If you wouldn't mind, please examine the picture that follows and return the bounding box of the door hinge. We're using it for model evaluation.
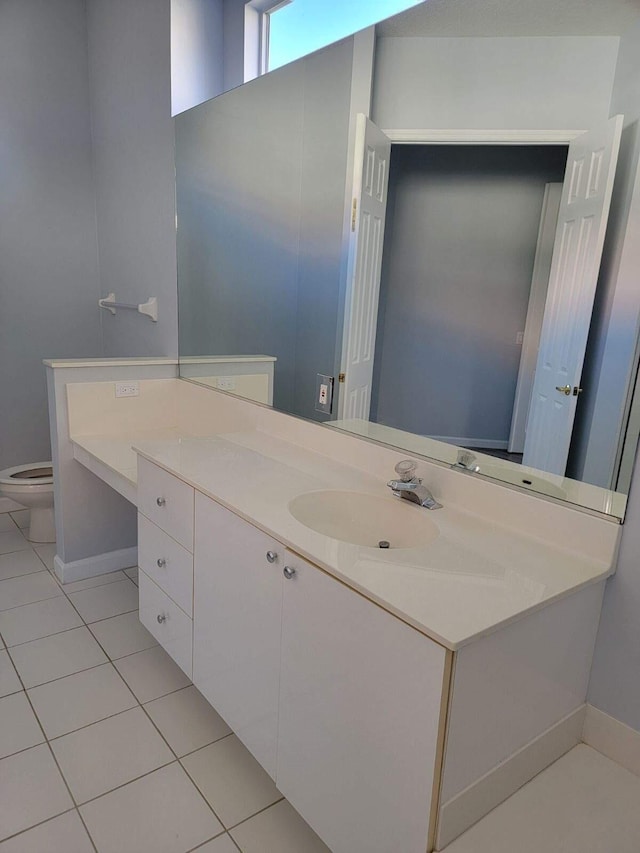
[351,198,357,232]
[338,373,346,383]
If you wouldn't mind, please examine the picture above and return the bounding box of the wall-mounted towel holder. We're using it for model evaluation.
[98,293,158,322]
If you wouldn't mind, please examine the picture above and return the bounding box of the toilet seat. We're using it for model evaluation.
[0,462,54,486]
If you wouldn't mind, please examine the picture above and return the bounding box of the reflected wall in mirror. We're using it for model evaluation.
[176,0,640,519]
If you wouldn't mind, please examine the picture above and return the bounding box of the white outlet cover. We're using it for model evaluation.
[115,381,140,398]
[217,376,236,391]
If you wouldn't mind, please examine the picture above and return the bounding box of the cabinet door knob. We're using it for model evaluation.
[283,566,296,580]
[157,558,166,568]
[156,496,166,507]
[266,551,278,564]
[157,613,167,624]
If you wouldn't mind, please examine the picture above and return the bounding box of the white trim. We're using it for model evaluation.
[72,444,137,507]
[436,705,585,849]
[53,546,138,585]
[582,704,640,779]
[427,436,509,451]
[383,129,584,145]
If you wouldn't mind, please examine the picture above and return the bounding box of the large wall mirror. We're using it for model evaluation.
[175,0,640,520]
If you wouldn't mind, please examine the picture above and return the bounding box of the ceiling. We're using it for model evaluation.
[377,0,640,38]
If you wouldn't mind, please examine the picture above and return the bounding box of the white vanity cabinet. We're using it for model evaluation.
[277,550,448,853]
[192,493,283,778]
[191,491,448,853]
[137,458,194,678]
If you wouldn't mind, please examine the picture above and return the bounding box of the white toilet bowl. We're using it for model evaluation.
[0,462,55,543]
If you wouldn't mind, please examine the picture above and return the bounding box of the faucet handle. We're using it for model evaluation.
[394,459,418,482]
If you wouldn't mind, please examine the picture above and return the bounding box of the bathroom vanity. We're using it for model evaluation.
[49,371,620,852]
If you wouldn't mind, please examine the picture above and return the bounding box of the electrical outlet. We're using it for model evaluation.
[115,381,139,398]
[217,376,236,391]
[315,374,334,414]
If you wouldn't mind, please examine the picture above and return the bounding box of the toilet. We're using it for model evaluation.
[0,462,55,543]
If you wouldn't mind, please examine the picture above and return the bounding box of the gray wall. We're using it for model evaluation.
[371,145,567,444]
[371,36,619,131]
[0,0,103,470]
[587,23,640,734]
[87,0,178,358]
[175,37,354,418]
[171,0,224,114]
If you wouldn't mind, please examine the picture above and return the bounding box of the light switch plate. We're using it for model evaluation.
[315,374,334,414]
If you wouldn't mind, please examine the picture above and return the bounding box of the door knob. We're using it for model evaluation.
[283,566,296,580]
[157,558,166,568]
[555,385,572,396]
[266,551,278,563]
[156,496,166,507]
[157,613,167,624]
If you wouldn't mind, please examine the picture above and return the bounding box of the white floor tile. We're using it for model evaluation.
[88,610,157,660]
[230,800,330,853]
[0,550,49,582]
[182,735,281,828]
[442,745,640,853]
[8,511,29,531]
[0,810,94,853]
[0,597,83,647]
[60,569,127,594]
[144,686,231,757]
[0,692,44,759]
[10,626,107,688]
[0,515,16,533]
[114,645,191,703]
[28,663,137,739]
[68,577,138,622]
[125,566,139,585]
[0,650,21,697]
[0,572,62,611]
[33,544,56,571]
[193,835,239,853]
[0,530,29,556]
[0,744,73,841]
[80,762,223,853]
[51,706,174,803]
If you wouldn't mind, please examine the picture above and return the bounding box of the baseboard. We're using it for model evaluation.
[436,705,585,850]
[583,704,640,778]
[53,546,138,584]
[426,436,509,450]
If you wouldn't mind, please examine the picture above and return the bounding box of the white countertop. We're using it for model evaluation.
[130,430,614,651]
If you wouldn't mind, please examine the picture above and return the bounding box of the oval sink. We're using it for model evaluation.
[288,490,439,549]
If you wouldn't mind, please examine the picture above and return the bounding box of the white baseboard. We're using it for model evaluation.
[436,705,585,850]
[53,546,138,584]
[583,704,640,778]
[426,436,509,450]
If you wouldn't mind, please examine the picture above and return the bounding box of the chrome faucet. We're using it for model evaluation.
[387,460,442,510]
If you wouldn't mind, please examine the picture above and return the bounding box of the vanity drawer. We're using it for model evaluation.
[139,570,193,678]
[138,513,193,617]
[138,457,194,551]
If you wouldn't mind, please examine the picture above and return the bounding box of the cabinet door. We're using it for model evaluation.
[277,551,447,853]
[193,493,283,778]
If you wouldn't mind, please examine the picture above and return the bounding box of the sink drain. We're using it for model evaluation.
[378,540,390,549]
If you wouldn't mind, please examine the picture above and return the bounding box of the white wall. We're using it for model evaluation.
[171,0,224,114]
[371,36,619,131]
[0,0,103,470]
[87,0,178,359]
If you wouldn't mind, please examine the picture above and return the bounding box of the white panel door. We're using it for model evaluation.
[276,550,447,853]
[522,115,623,474]
[192,493,283,778]
[338,114,391,420]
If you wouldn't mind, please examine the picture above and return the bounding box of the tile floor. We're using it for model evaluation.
[0,509,329,853]
[2,505,639,853]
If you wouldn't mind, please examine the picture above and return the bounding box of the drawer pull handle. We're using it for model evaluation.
[156,496,166,507]
[157,558,166,568]
[283,566,296,580]
[266,551,278,564]
[157,613,167,624]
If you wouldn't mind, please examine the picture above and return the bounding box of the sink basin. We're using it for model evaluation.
[288,490,439,549]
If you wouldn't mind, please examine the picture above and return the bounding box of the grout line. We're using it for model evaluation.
[225,797,286,833]
[186,830,241,853]
[0,807,78,847]
[72,757,177,809]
